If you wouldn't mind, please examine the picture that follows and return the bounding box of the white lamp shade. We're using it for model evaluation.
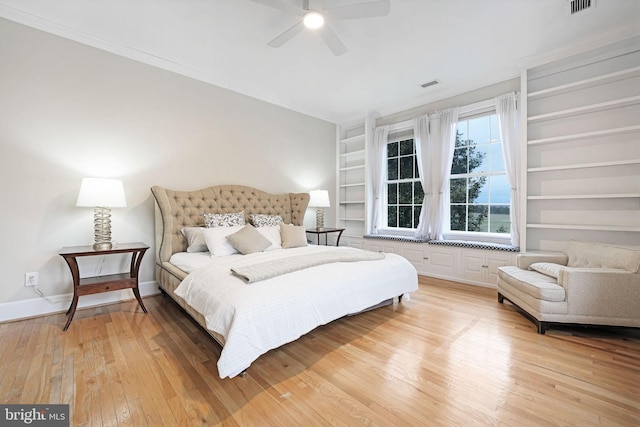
[76,178,127,207]
[308,190,330,208]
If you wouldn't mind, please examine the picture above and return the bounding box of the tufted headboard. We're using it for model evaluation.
[151,185,310,264]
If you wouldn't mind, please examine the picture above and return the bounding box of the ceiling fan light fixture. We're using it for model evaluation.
[303,11,325,29]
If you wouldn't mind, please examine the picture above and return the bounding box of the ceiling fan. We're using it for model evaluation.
[250,0,391,56]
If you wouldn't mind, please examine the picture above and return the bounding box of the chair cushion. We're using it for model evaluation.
[498,266,566,302]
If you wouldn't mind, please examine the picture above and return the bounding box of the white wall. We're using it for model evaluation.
[0,18,336,313]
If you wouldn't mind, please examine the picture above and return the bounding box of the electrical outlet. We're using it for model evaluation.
[25,272,38,287]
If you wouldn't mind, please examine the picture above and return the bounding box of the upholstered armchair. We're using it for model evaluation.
[497,240,640,334]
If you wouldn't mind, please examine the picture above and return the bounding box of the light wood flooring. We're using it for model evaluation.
[1,276,639,426]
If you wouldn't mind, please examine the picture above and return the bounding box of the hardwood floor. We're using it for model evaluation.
[1,275,639,426]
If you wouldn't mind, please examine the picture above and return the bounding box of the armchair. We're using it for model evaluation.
[497,240,640,333]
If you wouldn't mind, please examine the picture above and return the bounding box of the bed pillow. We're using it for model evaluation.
[249,213,284,227]
[256,225,282,251]
[202,211,245,228]
[180,227,208,253]
[226,224,272,255]
[202,225,244,256]
[280,224,308,249]
[529,262,563,279]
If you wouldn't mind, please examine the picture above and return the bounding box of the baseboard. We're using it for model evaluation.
[0,281,161,323]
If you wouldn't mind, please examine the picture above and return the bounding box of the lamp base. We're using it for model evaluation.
[93,242,113,251]
[315,208,325,228]
[93,207,113,251]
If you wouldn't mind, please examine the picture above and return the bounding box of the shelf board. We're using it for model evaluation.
[339,134,365,144]
[339,165,365,172]
[528,96,640,123]
[528,159,640,173]
[340,217,366,222]
[528,66,640,100]
[340,182,365,188]
[528,193,640,200]
[340,149,365,158]
[527,223,640,232]
[339,200,365,204]
[528,125,640,146]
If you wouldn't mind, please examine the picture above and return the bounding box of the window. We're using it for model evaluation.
[449,113,510,234]
[385,138,424,229]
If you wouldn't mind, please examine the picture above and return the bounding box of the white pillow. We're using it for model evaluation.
[256,225,282,251]
[202,225,244,257]
[529,262,562,279]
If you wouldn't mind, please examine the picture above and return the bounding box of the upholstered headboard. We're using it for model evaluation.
[151,185,310,264]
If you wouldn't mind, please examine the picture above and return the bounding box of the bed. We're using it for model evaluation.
[151,184,418,378]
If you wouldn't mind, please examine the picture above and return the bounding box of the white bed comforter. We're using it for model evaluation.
[173,245,418,378]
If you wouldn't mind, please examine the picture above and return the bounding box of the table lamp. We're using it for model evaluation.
[308,190,330,228]
[76,178,127,250]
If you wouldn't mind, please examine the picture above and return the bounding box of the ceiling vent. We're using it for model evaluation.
[420,80,440,89]
[567,0,595,15]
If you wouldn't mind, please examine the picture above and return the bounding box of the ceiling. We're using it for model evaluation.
[1,0,638,123]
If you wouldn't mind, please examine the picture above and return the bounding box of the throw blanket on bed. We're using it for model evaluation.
[231,249,385,283]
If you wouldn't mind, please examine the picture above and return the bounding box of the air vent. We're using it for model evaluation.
[567,0,595,15]
[420,80,440,89]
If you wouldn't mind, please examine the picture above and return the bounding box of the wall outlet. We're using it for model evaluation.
[25,272,38,287]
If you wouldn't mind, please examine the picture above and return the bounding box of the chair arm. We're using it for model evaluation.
[516,252,568,270]
[558,268,640,318]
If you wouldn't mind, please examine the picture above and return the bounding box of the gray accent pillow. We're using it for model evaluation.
[226,224,272,255]
[280,224,308,249]
[180,227,208,252]
[202,211,246,228]
[250,213,284,227]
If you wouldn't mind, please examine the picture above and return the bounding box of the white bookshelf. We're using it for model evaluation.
[336,119,371,246]
[523,40,640,251]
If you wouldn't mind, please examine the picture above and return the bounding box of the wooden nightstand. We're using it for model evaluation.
[59,242,149,331]
[306,227,345,246]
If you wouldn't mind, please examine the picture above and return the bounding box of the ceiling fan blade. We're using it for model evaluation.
[250,0,305,16]
[318,25,347,56]
[324,0,390,21]
[267,20,305,47]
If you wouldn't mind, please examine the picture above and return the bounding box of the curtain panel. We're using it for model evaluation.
[368,125,389,235]
[414,115,431,239]
[495,92,521,247]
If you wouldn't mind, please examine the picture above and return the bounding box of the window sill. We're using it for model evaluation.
[428,239,519,252]
[363,234,429,243]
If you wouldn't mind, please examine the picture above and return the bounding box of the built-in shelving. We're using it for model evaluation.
[339,165,365,172]
[527,159,640,173]
[523,40,640,251]
[528,125,640,146]
[340,149,365,158]
[337,118,372,247]
[527,224,640,232]
[528,95,640,123]
[528,66,640,99]
[527,193,640,200]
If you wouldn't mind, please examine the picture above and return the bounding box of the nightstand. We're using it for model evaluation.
[59,242,149,331]
[306,227,345,246]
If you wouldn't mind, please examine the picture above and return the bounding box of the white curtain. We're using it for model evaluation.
[429,108,459,240]
[414,115,431,239]
[369,125,389,234]
[495,92,521,247]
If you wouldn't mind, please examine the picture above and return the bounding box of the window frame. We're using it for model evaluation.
[373,102,512,244]
[379,132,423,236]
[443,109,511,244]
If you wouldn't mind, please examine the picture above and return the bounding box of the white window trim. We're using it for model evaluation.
[375,98,511,241]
